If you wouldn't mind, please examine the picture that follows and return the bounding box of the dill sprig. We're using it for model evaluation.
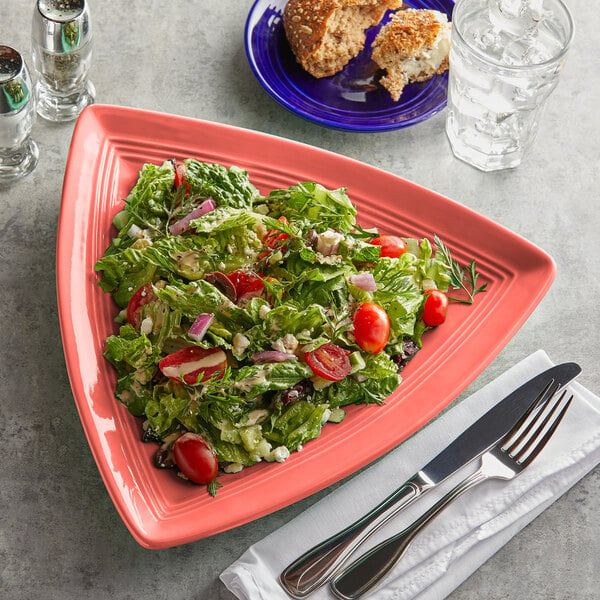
[261,275,286,307]
[173,368,245,423]
[262,215,295,236]
[323,308,352,344]
[121,199,163,235]
[351,224,380,239]
[256,216,296,271]
[122,179,209,238]
[433,234,487,304]
[207,477,223,497]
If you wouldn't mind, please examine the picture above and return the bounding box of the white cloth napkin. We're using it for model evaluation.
[220,350,600,600]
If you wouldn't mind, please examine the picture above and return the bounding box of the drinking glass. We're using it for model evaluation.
[0,46,39,183]
[31,0,95,122]
[445,0,574,172]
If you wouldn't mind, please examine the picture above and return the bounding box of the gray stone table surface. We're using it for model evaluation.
[1,1,598,598]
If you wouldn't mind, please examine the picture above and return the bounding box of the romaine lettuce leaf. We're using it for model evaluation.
[265,400,330,450]
[94,247,158,306]
[183,160,260,210]
[155,280,253,331]
[104,325,160,371]
[258,182,357,233]
[230,361,314,398]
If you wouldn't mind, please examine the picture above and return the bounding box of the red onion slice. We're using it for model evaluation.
[251,351,297,364]
[188,313,214,342]
[169,197,216,235]
[349,272,377,292]
[315,231,342,256]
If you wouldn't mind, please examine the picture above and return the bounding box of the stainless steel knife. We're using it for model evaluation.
[279,362,581,598]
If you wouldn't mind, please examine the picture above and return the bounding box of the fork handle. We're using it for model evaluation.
[330,468,489,600]
[279,471,435,598]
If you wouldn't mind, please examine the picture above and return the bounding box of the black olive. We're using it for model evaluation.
[204,271,237,302]
[142,427,162,444]
[280,380,314,405]
[393,339,419,372]
[154,447,176,469]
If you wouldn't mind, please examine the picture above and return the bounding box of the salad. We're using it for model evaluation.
[95,158,485,495]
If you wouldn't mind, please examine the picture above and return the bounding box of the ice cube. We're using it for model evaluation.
[501,18,563,66]
[502,38,533,65]
[535,17,568,57]
[498,0,527,19]
[488,0,542,36]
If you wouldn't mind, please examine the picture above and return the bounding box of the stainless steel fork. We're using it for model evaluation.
[330,386,574,600]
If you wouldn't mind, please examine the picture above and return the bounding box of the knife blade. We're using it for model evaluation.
[280,362,581,599]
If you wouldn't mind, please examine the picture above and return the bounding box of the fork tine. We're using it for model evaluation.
[506,387,566,462]
[501,379,558,451]
[503,380,559,453]
[517,392,573,467]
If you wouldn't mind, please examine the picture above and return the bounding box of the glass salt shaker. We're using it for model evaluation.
[0,46,39,183]
[31,0,95,122]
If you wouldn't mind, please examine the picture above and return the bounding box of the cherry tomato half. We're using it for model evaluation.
[159,346,227,385]
[370,235,407,258]
[305,343,351,381]
[353,302,390,354]
[126,283,156,330]
[173,432,218,484]
[422,290,448,326]
[227,270,265,301]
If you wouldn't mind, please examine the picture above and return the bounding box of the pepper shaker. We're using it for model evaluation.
[31,0,95,122]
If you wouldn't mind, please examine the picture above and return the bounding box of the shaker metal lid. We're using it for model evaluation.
[32,0,92,54]
[0,46,31,114]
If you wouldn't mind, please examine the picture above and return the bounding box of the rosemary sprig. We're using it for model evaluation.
[433,234,487,304]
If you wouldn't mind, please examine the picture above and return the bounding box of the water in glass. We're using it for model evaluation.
[446,0,573,171]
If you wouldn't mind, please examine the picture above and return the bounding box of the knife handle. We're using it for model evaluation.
[330,468,489,599]
[279,471,435,598]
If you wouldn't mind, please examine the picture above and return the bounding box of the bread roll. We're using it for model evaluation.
[283,0,404,79]
[371,8,451,101]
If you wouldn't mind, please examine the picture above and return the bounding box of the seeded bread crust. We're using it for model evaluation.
[371,8,451,101]
[283,0,404,79]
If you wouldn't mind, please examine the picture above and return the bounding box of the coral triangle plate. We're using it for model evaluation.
[57,104,555,548]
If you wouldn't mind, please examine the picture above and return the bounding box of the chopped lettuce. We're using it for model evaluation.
[94,159,480,494]
[255,182,357,233]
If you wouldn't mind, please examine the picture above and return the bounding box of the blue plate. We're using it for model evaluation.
[244,0,454,132]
